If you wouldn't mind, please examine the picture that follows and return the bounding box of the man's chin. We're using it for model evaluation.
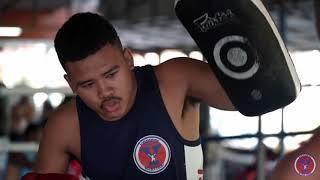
[100,112,124,122]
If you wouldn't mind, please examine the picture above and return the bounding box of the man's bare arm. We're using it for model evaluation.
[157,57,235,111]
[35,103,75,173]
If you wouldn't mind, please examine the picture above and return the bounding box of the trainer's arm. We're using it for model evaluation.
[160,57,235,111]
[269,130,320,180]
[35,107,72,173]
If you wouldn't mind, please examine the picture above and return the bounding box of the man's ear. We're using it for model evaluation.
[123,48,134,70]
[64,74,76,93]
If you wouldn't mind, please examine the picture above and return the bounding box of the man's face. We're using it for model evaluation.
[64,44,136,121]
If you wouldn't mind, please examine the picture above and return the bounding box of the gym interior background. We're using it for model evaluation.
[0,0,319,179]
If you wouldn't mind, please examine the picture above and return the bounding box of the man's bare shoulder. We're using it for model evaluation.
[154,58,185,80]
[43,97,79,145]
[154,57,205,83]
[47,98,78,125]
[36,97,80,173]
[155,57,201,72]
[153,58,192,100]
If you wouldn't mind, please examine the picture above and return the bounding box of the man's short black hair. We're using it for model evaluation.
[54,12,122,71]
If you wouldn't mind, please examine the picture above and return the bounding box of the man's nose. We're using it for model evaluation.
[97,80,112,98]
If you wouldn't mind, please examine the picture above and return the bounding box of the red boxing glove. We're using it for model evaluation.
[22,172,79,180]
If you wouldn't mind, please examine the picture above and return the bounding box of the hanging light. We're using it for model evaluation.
[0,27,22,37]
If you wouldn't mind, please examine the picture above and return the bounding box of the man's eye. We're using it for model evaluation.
[82,83,93,88]
[105,72,117,78]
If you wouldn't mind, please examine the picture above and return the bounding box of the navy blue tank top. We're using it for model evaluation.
[76,65,204,180]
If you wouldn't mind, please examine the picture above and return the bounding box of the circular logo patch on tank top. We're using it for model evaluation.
[294,154,316,176]
[133,135,171,174]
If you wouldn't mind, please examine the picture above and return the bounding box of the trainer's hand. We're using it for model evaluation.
[22,172,78,180]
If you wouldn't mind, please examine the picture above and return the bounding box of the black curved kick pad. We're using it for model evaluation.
[175,0,301,116]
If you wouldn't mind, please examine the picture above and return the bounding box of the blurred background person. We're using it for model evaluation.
[4,123,43,180]
[9,96,35,142]
[38,100,54,128]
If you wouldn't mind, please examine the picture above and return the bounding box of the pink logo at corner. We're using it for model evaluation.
[133,135,171,174]
[294,154,316,176]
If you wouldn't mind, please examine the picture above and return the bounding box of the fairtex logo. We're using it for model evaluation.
[133,135,171,174]
[193,9,235,32]
[294,154,316,176]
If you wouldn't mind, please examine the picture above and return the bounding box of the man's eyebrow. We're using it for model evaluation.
[76,79,93,87]
[102,65,120,76]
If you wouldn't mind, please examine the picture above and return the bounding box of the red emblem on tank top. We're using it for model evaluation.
[133,135,171,174]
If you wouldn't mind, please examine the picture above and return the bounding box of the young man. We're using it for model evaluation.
[33,12,234,180]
